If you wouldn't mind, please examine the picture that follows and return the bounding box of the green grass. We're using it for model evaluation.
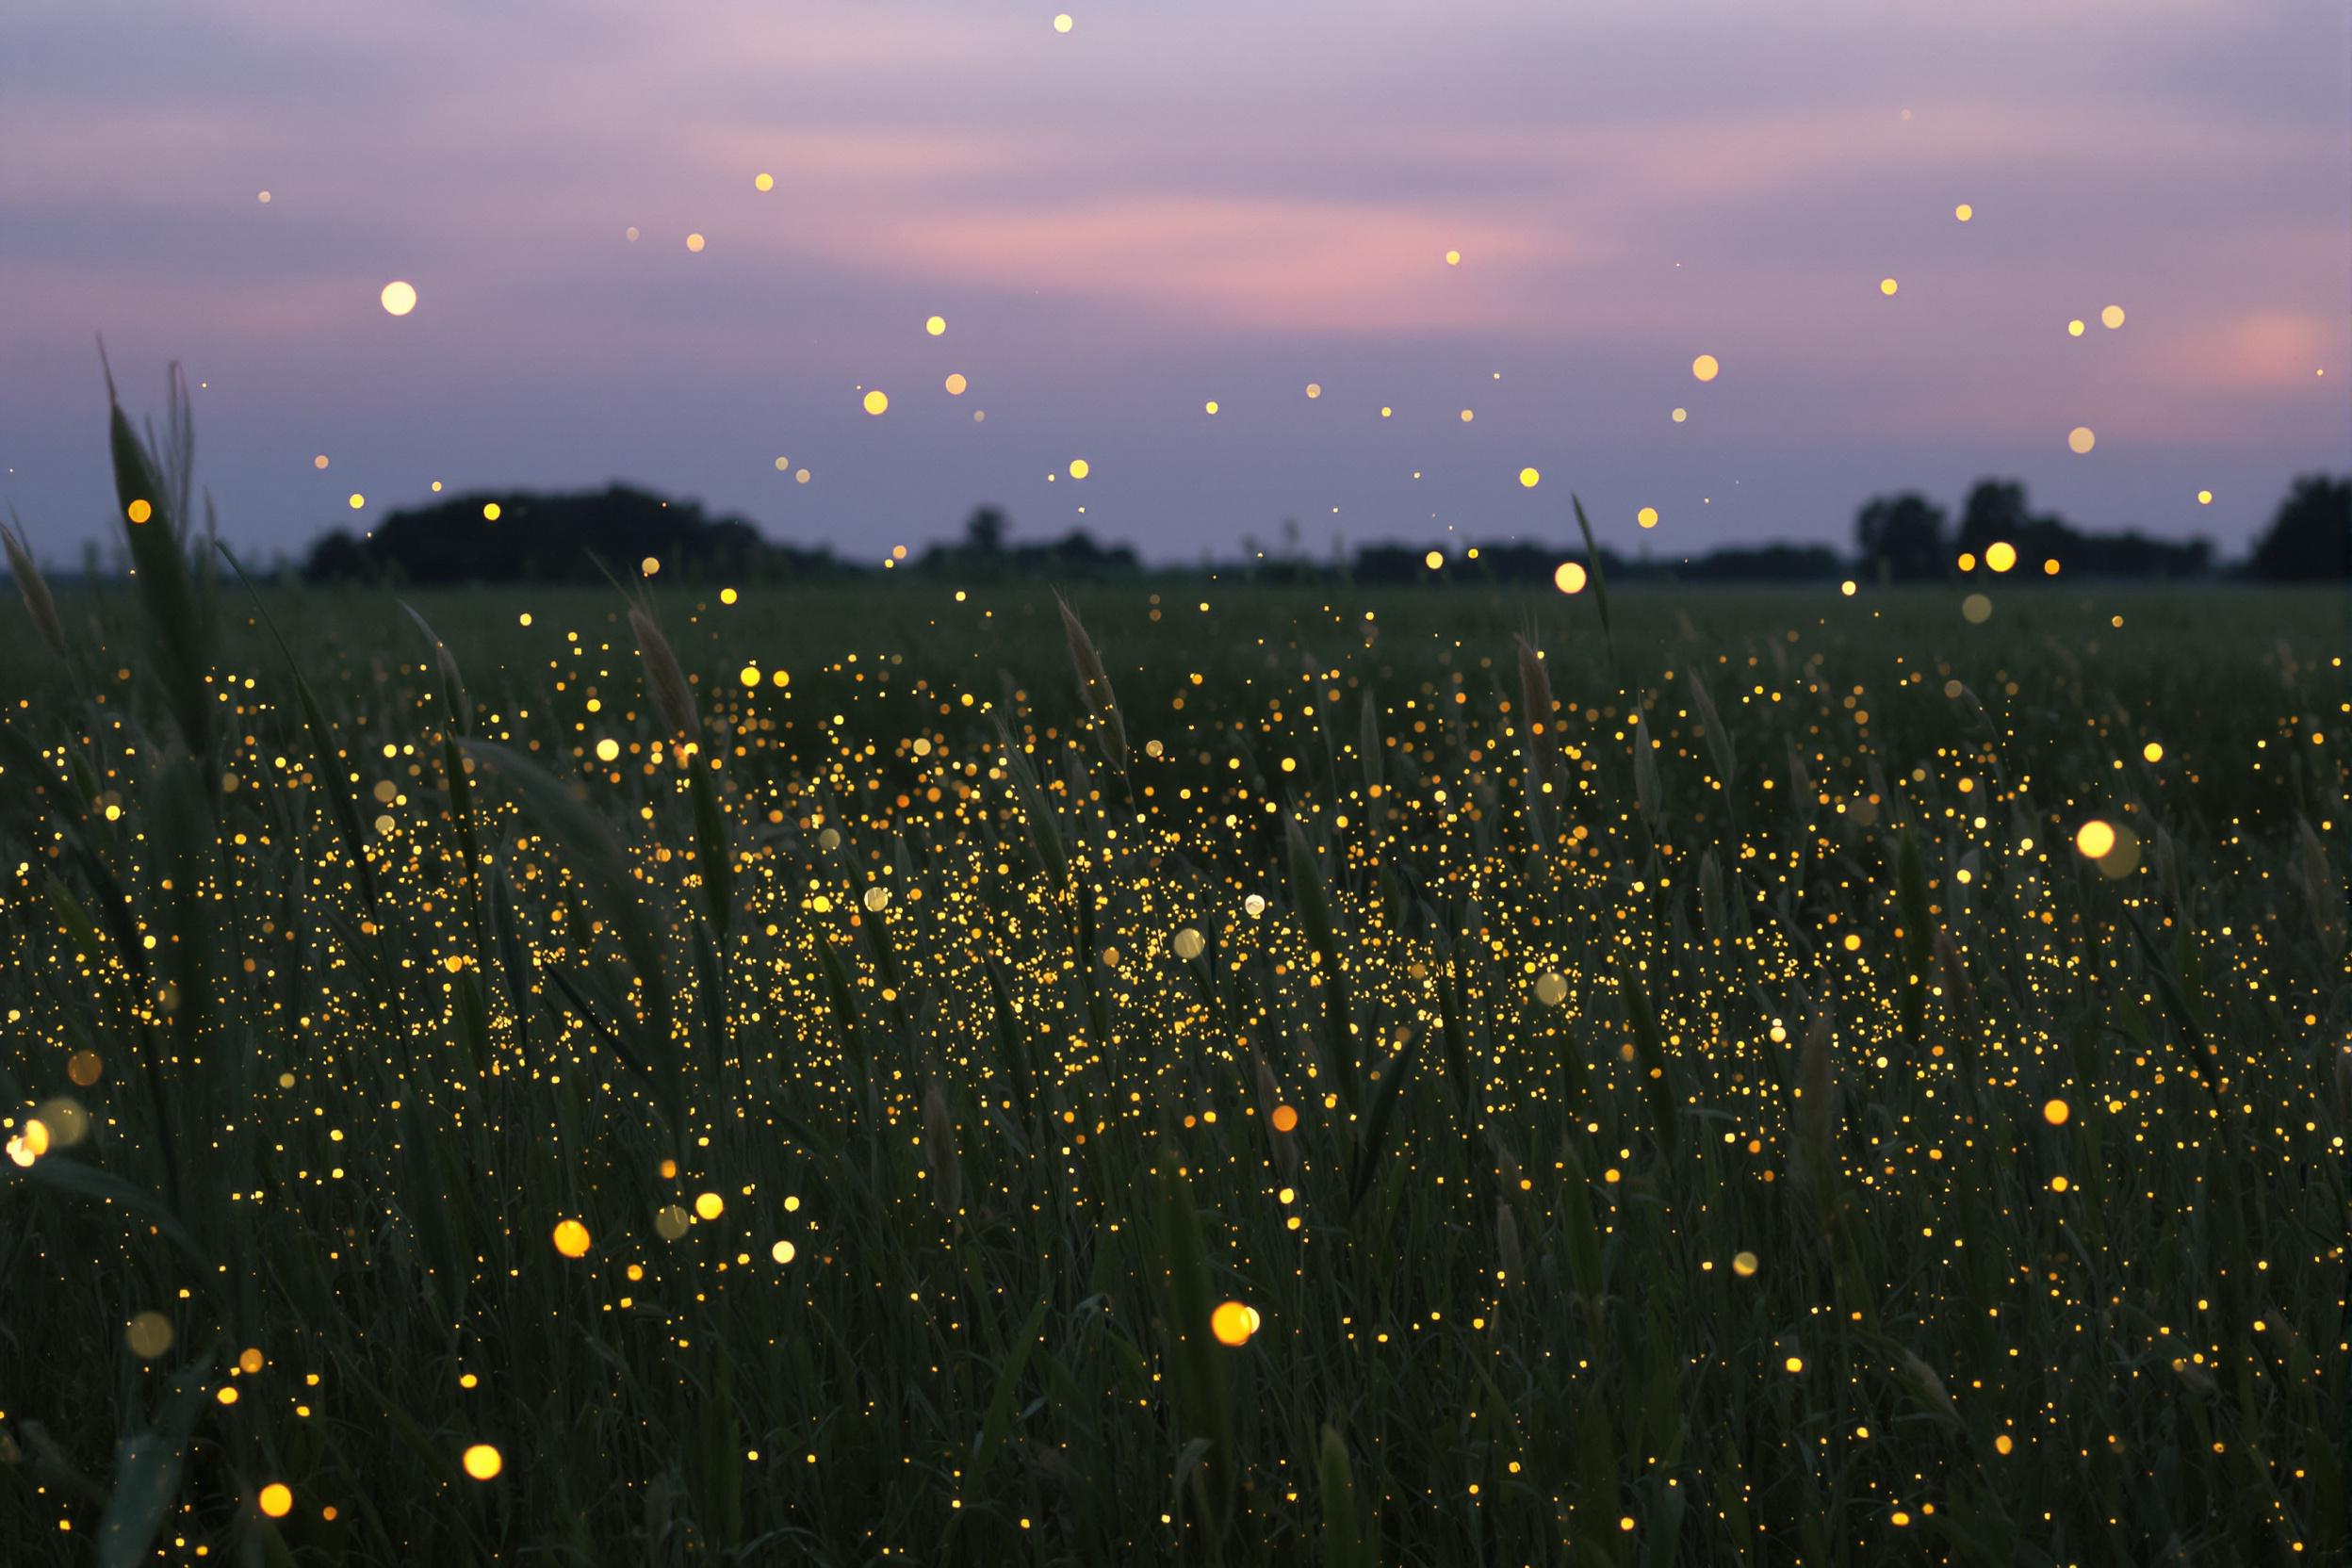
[2,539,2346,1563]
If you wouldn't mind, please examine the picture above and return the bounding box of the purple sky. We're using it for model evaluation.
[4,0,2345,567]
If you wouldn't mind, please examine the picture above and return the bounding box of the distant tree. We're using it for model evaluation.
[1956,480,2032,558]
[2248,475,2351,580]
[1463,542,1560,584]
[1855,492,1948,581]
[964,506,1006,554]
[1352,544,1428,584]
[304,531,368,581]
[1678,544,1844,583]
[302,483,831,585]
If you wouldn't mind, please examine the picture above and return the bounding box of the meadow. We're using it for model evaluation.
[0,408,2345,1564]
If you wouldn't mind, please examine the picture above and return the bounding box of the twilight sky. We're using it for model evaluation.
[3,0,2345,567]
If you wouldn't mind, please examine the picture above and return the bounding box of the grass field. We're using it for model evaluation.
[2,448,2348,1561]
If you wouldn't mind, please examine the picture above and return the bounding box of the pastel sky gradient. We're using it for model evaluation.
[4,0,2345,565]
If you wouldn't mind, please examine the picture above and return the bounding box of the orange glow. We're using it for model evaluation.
[1210,1300,1260,1347]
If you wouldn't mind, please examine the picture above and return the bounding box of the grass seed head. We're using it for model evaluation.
[0,512,64,657]
[1056,593,1127,775]
[630,605,699,744]
[923,1079,962,1218]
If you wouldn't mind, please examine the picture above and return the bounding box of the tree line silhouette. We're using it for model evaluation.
[289,473,2348,588]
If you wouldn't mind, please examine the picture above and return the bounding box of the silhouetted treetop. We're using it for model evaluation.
[2249,474,2350,580]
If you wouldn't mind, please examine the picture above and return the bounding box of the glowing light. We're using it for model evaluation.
[380,280,417,317]
[552,1219,591,1258]
[313,454,329,469]
[1210,1300,1260,1347]
[2074,821,2116,860]
[1962,593,1992,623]
[1053,12,1073,31]
[740,665,761,687]
[1840,580,1858,597]
[7,1120,46,1167]
[1671,407,1687,423]
[2066,319,2085,336]
[1957,552,1977,572]
[1518,467,1541,488]
[1203,400,1218,415]
[944,373,968,395]
[596,739,620,762]
[1879,277,1899,296]
[686,233,706,253]
[1270,1104,1299,1133]
[126,498,153,525]
[1691,353,1720,382]
[2143,742,2164,762]
[2043,1098,2072,1126]
[2066,426,2096,454]
[1445,249,1462,266]
[754,172,774,192]
[2196,489,2212,505]
[863,390,890,416]
[1424,550,1445,571]
[1954,203,1973,221]
[462,1445,503,1481]
[258,1483,293,1519]
[1637,506,1658,530]
[1553,562,1587,595]
[1173,927,1205,959]
[721,587,738,605]
[925,315,946,336]
[1534,972,1568,1005]
[482,502,501,521]
[1785,1356,1805,1374]
[863,887,890,911]
[348,494,366,511]
[2100,304,2125,329]
[1069,459,1090,480]
[625,225,640,241]
[1458,408,1474,422]
[1732,1251,1758,1277]
[772,1239,796,1265]
[125,1311,173,1359]
[257,190,270,204]
[694,1192,725,1220]
[641,556,661,576]
[1304,383,1322,400]
[1984,541,2017,573]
